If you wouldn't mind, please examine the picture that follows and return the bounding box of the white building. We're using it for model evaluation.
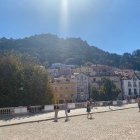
[75,73,89,101]
[50,63,76,78]
[122,75,140,99]
[48,69,59,78]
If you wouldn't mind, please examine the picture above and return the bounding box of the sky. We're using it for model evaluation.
[0,0,140,54]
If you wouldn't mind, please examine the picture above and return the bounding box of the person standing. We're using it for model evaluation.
[64,101,70,122]
[54,104,59,122]
[108,101,112,109]
[87,100,92,119]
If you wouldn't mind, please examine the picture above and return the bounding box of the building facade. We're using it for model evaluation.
[75,73,89,101]
[122,75,140,99]
[51,77,76,103]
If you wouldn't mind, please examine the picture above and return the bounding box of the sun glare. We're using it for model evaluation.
[62,0,68,12]
[59,0,90,36]
[60,0,69,35]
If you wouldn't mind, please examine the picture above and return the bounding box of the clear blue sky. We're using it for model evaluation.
[0,0,140,54]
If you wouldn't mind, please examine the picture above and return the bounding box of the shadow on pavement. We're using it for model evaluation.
[0,112,46,121]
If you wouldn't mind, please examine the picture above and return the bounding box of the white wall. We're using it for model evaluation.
[122,79,140,98]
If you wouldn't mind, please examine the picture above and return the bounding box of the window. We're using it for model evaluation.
[134,89,137,95]
[128,82,131,87]
[133,82,137,87]
[77,87,80,92]
[81,75,83,81]
[77,94,80,100]
[128,89,131,95]
[81,88,84,92]
[93,78,96,82]
[66,79,70,82]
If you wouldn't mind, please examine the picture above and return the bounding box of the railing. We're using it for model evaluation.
[0,107,14,116]
[27,105,44,113]
[0,99,137,116]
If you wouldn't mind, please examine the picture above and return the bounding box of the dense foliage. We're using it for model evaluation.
[0,34,140,70]
[91,78,120,101]
[0,55,53,107]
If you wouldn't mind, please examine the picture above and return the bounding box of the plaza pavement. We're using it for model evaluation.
[0,106,140,140]
[0,103,138,127]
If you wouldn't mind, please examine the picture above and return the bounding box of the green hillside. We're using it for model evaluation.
[0,34,140,70]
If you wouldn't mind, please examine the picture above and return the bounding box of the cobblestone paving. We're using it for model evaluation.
[0,108,140,140]
[0,104,137,126]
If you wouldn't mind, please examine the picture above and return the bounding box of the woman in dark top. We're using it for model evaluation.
[87,100,92,119]
[54,104,59,122]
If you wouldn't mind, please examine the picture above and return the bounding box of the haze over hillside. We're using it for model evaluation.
[0,34,140,70]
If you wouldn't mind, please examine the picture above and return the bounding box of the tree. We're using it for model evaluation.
[91,87,100,101]
[91,78,120,101]
[23,64,53,105]
[0,55,24,107]
[0,55,53,107]
[100,78,120,101]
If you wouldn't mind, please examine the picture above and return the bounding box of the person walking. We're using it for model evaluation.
[87,100,92,119]
[54,104,59,122]
[64,101,70,122]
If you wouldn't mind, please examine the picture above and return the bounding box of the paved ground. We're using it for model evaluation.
[0,104,137,126]
[0,107,140,140]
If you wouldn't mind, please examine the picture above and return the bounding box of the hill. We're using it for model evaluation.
[0,34,140,70]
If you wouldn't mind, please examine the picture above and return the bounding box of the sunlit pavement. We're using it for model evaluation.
[0,106,140,140]
[0,103,138,126]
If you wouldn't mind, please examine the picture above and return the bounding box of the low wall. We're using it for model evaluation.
[14,107,27,114]
[0,99,136,116]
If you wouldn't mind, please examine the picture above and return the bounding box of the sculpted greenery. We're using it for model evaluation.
[0,55,53,107]
[0,34,140,70]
